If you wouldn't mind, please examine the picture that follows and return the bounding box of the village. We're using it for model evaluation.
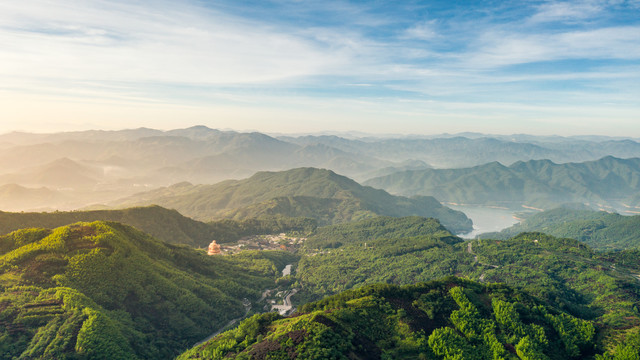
[206,233,305,255]
[204,235,301,317]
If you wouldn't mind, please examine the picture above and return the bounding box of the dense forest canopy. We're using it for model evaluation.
[179,278,602,359]
[0,221,294,359]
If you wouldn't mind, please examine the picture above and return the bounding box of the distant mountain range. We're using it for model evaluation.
[3,126,640,212]
[280,134,640,168]
[0,183,72,212]
[365,156,640,212]
[108,167,473,234]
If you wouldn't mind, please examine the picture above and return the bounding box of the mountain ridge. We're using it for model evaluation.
[109,167,473,233]
[365,156,640,212]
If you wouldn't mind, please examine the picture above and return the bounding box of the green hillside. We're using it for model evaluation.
[112,168,472,233]
[292,221,640,350]
[479,207,640,250]
[0,206,213,247]
[0,221,293,359]
[0,206,317,248]
[178,277,599,359]
[365,156,640,211]
[305,216,456,249]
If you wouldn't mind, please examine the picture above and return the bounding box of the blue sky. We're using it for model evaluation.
[0,0,639,136]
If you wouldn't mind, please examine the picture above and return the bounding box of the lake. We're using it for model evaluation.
[447,205,522,239]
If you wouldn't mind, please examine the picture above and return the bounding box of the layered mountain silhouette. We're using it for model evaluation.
[2,126,640,213]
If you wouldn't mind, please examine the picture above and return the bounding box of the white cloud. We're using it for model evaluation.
[0,0,639,136]
[529,1,603,23]
[403,20,438,40]
[467,26,640,68]
[0,0,353,86]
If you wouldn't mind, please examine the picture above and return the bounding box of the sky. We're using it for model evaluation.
[1,0,639,136]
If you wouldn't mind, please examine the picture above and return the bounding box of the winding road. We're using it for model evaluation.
[193,264,299,347]
[467,241,499,283]
[194,299,252,347]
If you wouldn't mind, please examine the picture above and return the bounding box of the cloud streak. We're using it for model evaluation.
[0,0,639,136]
[0,0,353,85]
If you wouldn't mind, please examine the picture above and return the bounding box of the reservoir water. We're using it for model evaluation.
[448,205,522,239]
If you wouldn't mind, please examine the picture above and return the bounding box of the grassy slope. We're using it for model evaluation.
[0,206,213,247]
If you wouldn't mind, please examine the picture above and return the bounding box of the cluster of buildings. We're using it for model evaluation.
[206,233,305,255]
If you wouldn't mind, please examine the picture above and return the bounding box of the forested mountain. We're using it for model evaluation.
[179,278,601,359]
[0,221,294,359]
[0,205,316,248]
[109,168,473,233]
[365,156,640,212]
[479,207,640,250]
[0,127,399,211]
[2,126,640,213]
[1,215,640,358]
[289,219,640,354]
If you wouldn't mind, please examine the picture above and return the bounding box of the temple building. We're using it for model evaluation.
[207,240,221,255]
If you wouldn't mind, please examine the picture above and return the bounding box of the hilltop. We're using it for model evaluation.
[0,205,316,248]
[110,167,472,233]
[0,206,213,247]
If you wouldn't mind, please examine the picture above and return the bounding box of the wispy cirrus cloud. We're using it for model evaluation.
[0,0,353,86]
[0,0,639,136]
[466,26,640,68]
[403,20,439,41]
[529,1,604,23]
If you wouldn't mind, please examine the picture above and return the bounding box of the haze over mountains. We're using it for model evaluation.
[2,126,640,215]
